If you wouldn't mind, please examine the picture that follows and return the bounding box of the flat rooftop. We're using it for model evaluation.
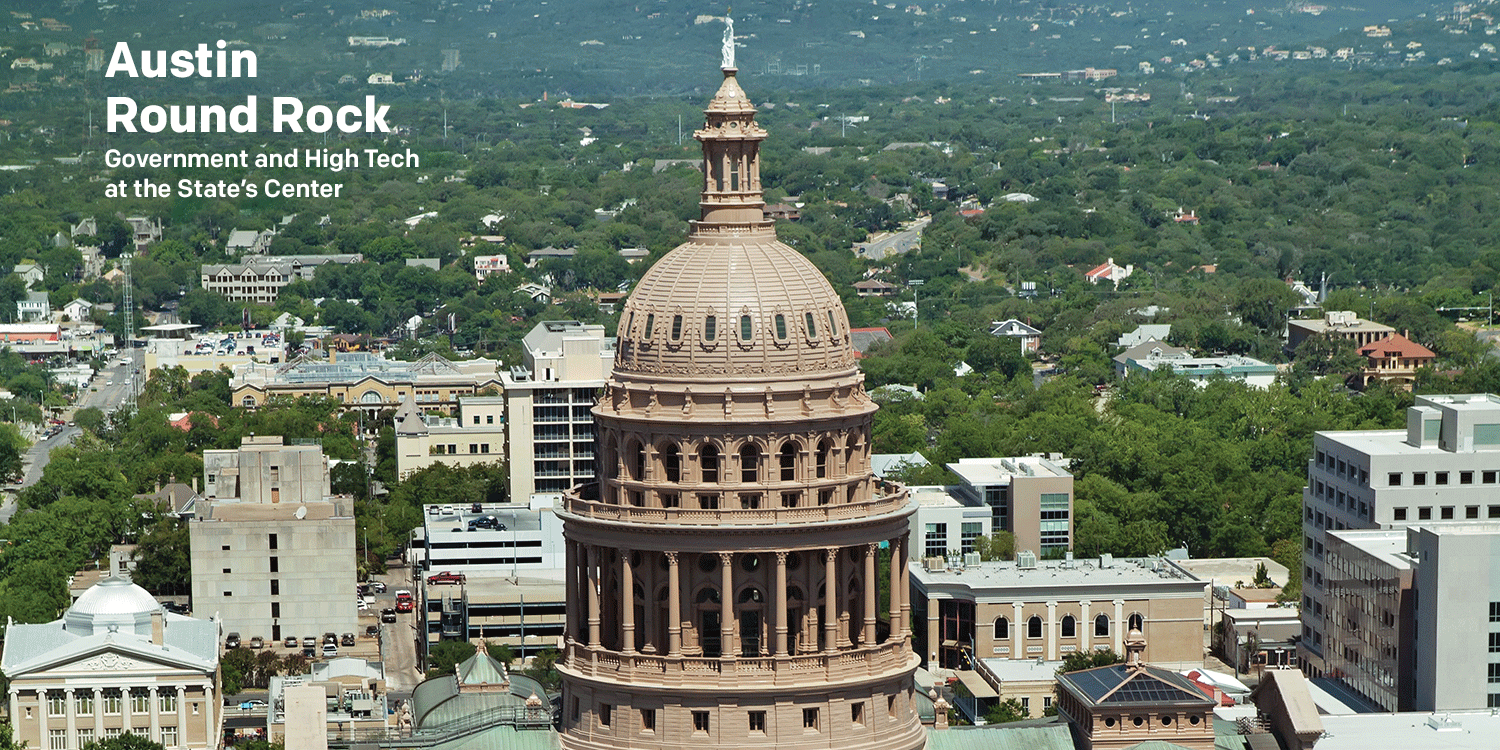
[981,658,1063,683]
[1172,557,1289,587]
[197,498,351,521]
[1314,710,1500,750]
[421,504,544,535]
[913,557,1202,589]
[947,456,1071,485]
[1327,529,1414,570]
[910,485,966,508]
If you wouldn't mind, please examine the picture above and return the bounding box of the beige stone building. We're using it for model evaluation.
[231,352,503,416]
[1054,634,1217,750]
[555,62,924,750]
[911,554,1207,672]
[394,395,507,477]
[1,576,223,750]
[945,456,1074,557]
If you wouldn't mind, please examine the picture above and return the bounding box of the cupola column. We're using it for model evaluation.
[719,552,736,660]
[862,544,878,645]
[774,551,789,656]
[621,549,637,654]
[888,537,902,642]
[823,548,839,654]
[587,545,602,648]
[565,540,578,642]
[667,552,682,657]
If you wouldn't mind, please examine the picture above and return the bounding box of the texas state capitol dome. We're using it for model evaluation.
[555,56,924,750]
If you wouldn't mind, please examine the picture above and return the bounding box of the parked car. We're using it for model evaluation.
[239,700,267,711]
[370,581,388,593]
[340,633,355,646]
[380,608,397,623]
[396,598,414,613]
[364,625,379,638]
[249,636,264,649]
[471,502,483,513]
[322,631,337,645]
[283,636,298,648]
[302,646,316,658]
[225,632,241,649]
[302,636,317,648]
[427,571,466,585]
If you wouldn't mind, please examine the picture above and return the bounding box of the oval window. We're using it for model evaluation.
[740,315,753,341]
[671,315,683,340]
[774,314,787,340]
[805,312,816,337]
[643,313,655,340]
[705,315,717,341]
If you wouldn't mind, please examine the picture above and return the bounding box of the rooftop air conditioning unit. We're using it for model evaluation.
[1016,550,1037,570]
[963,552,981,566]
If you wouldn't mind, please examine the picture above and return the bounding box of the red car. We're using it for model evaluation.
[427,571,466,586]
[395,598,414,613]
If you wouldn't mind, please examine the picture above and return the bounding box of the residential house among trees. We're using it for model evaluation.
[1084,258,1133,287]
[1355,333,1435,391]
[988,319,1042,354]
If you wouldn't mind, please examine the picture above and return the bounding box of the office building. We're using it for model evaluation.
[232,352,503,416]
[500,320,613,503]
[1304,393,1500,710]
[554,61,924,750]
[190,436,356,644]
[945,456,1073,557]
[1286,310,1394,352]
[911,554,1207,671]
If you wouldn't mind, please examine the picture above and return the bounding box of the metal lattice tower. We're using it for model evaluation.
[121,254,135,412]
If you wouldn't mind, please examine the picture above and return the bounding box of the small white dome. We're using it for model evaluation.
[65,576,161,636]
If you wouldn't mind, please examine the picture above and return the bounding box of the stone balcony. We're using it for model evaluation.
[559,637,917,690]
[561,482,910,526]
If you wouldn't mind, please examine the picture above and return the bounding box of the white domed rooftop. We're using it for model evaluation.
[64,575,162,637]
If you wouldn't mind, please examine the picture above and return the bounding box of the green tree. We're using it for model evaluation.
[973,531,1016,562]
[131,518,191,596]
[984,697,1029,724]
[523,648,562,693]
[84,732,167,749]
[1057,648,1124,674]
[427,639,477,677]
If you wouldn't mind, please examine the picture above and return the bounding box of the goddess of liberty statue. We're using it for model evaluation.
[721,15,735,69]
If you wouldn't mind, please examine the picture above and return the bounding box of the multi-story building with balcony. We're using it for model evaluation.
[501,320,613,503]
[200,254,362,304]
[554,60,924,750]
[1304,393,1500,710]
[232,352,503,417]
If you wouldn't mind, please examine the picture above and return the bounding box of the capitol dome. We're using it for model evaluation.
[64,575,163,637]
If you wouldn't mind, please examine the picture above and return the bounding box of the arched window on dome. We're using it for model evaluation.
[670,315,683,341]
[700,444,720,483]
[643,313,655,340]
[740,314,753,341]
[994,617,1009,640]
[780,442,797,482]
[740,444,760,484]
[659,443,681,483]
[704,315,718,341]
[1027,616,1043,639]
[774,314,788,340]
[844,433,859,476]
[805,311,817,338]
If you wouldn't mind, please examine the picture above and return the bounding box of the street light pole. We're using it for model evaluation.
[910,279,925,328]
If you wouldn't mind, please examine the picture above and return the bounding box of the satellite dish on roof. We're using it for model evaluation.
[295,506,307,520]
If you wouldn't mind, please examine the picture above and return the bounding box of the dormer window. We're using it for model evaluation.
[705,316,718,341]
[740,315,753,341]
[643,314,655,340]
[774,314,787,340]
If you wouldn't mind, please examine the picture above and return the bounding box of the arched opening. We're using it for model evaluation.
[994,617,1009,641]
[625,440,645,482]
[241,396,256,408]
[787,585,806,654]
[740,444,760,484]
[704,315,717,341]
[1128,613,1144,632]
[816,440,830,479]
[696,588,722,657]
[1094,614,1110,638]
[780,441,797,482]
[1061,615,1077,638]
[844,433,859,476]
[700,444,720,483]
[1027,616,1043,639]
[738,588,765,657]
[659,443,680,483]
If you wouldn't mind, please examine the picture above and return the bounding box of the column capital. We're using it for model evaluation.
[718,551,733,564]
[1080,600,1092,607]
[865,542,878,557]
[825,547,838,562]
[665,551,679,565]
[63,687,75,695]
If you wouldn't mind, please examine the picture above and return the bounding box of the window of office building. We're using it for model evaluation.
[924,523,947,558]
[960,522,983,554]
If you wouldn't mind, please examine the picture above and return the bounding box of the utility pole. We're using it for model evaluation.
[121,254,135,412]
[910,279,925,328]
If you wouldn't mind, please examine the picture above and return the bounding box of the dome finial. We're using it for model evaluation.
[721,13,735,70]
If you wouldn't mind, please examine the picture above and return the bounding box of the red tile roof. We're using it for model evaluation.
[1358,333,1435,359]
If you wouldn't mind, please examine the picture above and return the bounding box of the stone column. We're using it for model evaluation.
[1011,602,1024,658]
[175,686,187,748]
[899,534,911,636]
[6,689,15,745]
[667,552,682,657]
[620,549,636,654]
[203,684,215,750]
[1080,600,1092,654]
[719,552,735,658]
[64,688,77,746]
[564,540,578,643]
[1113,599,1125,655]
[92,687,103,740]
[774,551,789,656]
[823,548,839,654]
[889,538,902,642]
[148,686,160,742]
[926,604,939,666]
[122,688,133,734]
[1046,601,1058,661]
[586,545,601,648]
[862,543,878,646]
